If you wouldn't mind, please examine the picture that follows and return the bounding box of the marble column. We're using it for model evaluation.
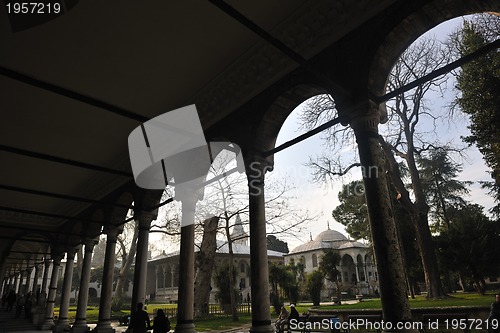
[175,191,198,333]
[13,272,20,293]
[31,264,41,294]
[20,269,28,295]
[40,253,63,330]
[38,258,51,306]
[54,247,79,333]
[71,238,98,333]
[350,103,414,331]
[130,211,156,310]
[94,225,122,333]
[247,155,274,333]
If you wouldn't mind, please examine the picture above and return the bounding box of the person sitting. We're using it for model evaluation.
[152,309,171,333]
[275,305,289,333]
[289,304,299,321]
[489,293,500,333]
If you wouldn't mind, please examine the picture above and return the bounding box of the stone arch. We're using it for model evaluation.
[173,264,179,288]
[368,0,500,96]
[104,190,134,227]
[157,265,165,289]
[252,83,327,157]
[165,265,172,288]
[340,254,356,284]
[88,287,98,298]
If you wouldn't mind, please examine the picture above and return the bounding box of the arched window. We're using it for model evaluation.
[157,266,164,288]
[312,254,318,267]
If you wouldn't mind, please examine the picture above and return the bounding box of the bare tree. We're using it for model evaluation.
[152,149,316,319]
[300,36,459,299]
[113,212,138,309]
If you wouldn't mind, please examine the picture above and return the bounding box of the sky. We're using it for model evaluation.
[270,16,496,251]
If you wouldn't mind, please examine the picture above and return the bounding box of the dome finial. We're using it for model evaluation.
[310,232,312,241]
[327,221,330,230]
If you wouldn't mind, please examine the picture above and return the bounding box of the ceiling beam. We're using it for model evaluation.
[0,65,148,123]
[0,144,133,178]
[0,184,133,209]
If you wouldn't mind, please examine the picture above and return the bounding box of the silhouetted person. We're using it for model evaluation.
[130,302,150,333]
[152,309,171,333]
[275,305,289,333]
[24,292,32,319]
[6,290,16,312]
[289,304,299,321]
[489,294,500,333]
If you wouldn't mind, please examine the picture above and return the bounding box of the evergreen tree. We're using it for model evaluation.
[455,17,500,216]
[332,181,370,241]
[435,203,500,294]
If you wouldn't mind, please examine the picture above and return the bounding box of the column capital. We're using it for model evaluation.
[65,245,81,259]
[83,237,99,251]
[347,99,385,133]
[50,253,64,264]
[244,152,273,183]
[134,210,157,229]
[103,223,124,241]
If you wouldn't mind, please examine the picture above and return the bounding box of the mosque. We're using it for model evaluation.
[285,226,379,298]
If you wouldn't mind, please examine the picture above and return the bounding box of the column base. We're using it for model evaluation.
[70,320,90,333]
[174,322,197,333]
[32,306,46,325]
[92,321,115,333]
[39,319,55,331]
[53,319,70,333]
[249,324,274,333]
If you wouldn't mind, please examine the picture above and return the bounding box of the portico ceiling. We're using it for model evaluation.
[0,0,447,277]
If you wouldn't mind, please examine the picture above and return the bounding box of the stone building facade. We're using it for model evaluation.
[284,228,378,298]
[146,221,285,304]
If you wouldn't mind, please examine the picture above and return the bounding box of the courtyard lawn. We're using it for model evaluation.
[54,292,494,331]
[320,291,496,310]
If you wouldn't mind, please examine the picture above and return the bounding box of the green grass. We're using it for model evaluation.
[320,292,495,310]
[54,292,495,331]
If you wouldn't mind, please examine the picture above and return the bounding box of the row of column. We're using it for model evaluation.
[2,259,52,305]
[149,108,411,333]
[2,106,413,333]
[52,213,155,333]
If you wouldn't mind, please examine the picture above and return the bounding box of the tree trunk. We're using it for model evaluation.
[114,221,139,306]
[380,136,446,299]
[194,216,219,317]
[225,220,239,321]
[73,247,84,304]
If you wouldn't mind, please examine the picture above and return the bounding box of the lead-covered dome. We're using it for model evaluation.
[314,229,347,242]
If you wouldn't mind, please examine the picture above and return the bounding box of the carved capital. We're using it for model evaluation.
[50,253,64,265]
[244,152,273,183]
[65,245,81,260]
[83,237,99,252]
[347,100,385,136]
[134,210,157,230]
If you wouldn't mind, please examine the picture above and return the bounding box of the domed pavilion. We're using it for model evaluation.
[284,226,378,297]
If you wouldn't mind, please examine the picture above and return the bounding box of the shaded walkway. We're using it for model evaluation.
[0,309,49,333]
